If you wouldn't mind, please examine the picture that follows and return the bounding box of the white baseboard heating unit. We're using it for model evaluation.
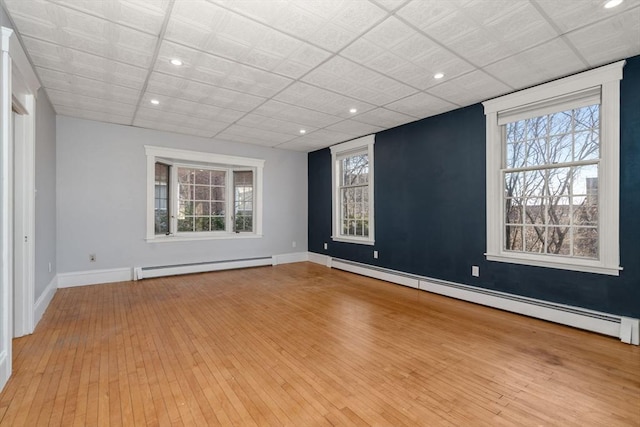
[134,257,273,280]
[329,257,639,345]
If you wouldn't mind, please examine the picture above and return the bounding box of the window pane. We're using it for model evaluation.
[573,197,598,226]
[212,216,225,231]
[195,217,210,232]
[574,104,599,132]
[524,226,545,253]
[194,169,210,185]
[233,170,254,232]
[523,170,545,198]
[504,172,523,198]
[505,225,523,251]
[547,227,570,255]
[178,217,193,232]
[572,165,598,196]
[547,167,570,196]
[574,130,599,161]
[573,227,598,259]
[154,162,170,235]
[505,199,523,224]
[524,198,545,225]
[546,196,570,226]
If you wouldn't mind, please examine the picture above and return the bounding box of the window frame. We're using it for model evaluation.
[483,60,625,276]
[330,135,375,245]
[145,145,264,242]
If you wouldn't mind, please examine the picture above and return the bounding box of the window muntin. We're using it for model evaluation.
[483,60,623,276]
[330,135,375,245]
[145,146,264,242]
[503,105,600,260]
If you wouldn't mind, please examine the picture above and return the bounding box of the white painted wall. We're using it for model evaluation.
[56,116,308,275]
[34,88,56,300]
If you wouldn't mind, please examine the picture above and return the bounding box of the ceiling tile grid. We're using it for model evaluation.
[3,0,639,152]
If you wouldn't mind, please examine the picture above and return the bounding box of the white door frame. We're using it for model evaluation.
[0,25,40,392]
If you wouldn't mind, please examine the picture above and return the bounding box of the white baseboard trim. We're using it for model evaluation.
[0,350,9,393]
[57,268,133,288]
[331,258,420,289]
[308,252,331,267]
[34,276,57,327]
[272,252,309,265]
[329,257,639,345]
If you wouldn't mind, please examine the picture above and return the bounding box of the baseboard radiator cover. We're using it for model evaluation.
[134,257,274,280]
[330,258,639,345]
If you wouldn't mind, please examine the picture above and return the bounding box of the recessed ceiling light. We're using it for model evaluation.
[170,58,183,66]
[349,108,357,114]
[150,99,160,105]
[434,72,445,79]
[604,0,623,8]
[299,129,306,134]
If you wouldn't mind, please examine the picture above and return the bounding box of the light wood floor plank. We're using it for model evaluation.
[0,262,638,426]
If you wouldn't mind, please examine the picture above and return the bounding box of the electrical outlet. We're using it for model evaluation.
[324,243,328,250]
[373,250,378,259]
[472,265,479,277]
[89,254,96,262]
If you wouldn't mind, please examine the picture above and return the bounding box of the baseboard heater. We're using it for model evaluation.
[134,257,273,280]
[330,257,639,345]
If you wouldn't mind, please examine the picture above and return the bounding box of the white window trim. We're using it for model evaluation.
[145,145,264,242]
[330,135,375,245]
[483,60,625,276]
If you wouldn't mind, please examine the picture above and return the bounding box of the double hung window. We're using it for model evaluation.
[483,61,624,275]
[331,135,375,245]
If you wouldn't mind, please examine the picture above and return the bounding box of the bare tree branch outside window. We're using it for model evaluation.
[504,105,599,259]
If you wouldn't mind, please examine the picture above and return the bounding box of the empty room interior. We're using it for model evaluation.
[1,0,639,425]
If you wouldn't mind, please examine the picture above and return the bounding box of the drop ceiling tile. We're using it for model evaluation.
[8,1,157,67]
[36,68,141,105]
[483,38,586,90]
[252,100,344,128]
[364,16,417,50]
[215,124,296,146]
[142,93,245,124]
[385,92,458,118]
[565,7,640,67]
[22,37,147,89]
[136,107,230,134]
[135,118,217,139]
[274,82,376,118]
[327,1,388,34]
[324,120,385,137]
[374,0,411,12]
[397,0,468,33]
[56,106,133,126]
[236,114,318,136]
[352,107,416,128]
[145,72,265,112]
[46,88,137,116]
[427,69,512,106]
[47,0,169,34]
[536,0,640,33]
[302,56,416,105]
[155,41,293,97]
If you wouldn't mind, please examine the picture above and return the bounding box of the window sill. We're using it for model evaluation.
[147,233,263,243]
[331,236,375,246]
[485,253,622,276]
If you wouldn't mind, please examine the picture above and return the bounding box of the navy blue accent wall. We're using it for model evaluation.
[308,55,640,318]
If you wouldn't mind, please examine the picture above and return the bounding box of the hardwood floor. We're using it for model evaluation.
[0,262,638,426]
